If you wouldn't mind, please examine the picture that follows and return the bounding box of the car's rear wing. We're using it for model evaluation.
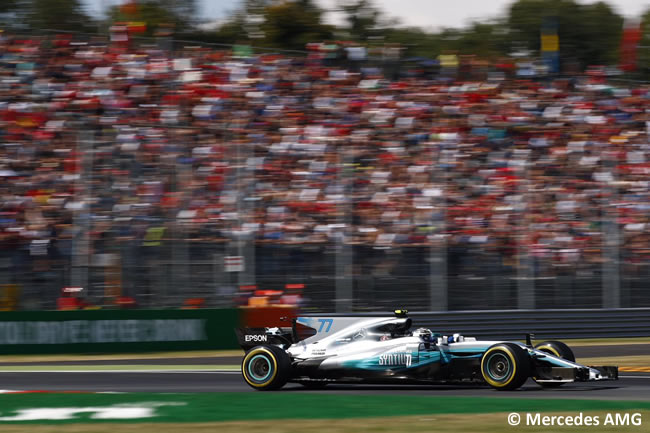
[234,327,294,351]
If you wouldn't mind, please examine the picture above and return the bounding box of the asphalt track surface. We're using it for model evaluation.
[0,343,648,366]
[1,371,649,400]
[1,344,649,399]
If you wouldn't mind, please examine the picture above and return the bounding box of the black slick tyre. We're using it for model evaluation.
[534,341,575,362]
[480,343,531,391]
[242,345,291,390]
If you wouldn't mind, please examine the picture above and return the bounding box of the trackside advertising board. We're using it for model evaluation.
[0,309,240,354]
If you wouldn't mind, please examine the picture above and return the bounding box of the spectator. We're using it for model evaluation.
[0,32,648,309]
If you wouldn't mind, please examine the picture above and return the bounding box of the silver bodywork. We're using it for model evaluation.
[237,314,618,389]
[284,316,609,382]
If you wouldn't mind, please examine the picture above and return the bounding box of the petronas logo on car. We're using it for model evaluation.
[378,353,412,367]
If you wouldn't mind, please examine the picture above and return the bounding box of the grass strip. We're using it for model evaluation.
[2,412,650,433]
[578,355,650,367]
[1,393,650,424]
[562,337,650,346]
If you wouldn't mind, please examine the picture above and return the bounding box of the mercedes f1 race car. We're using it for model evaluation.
[235,310,618,391]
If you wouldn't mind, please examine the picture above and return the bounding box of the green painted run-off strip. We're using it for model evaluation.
[1,393,650,424]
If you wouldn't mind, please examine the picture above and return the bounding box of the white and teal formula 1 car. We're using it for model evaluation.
[235,310,618,391]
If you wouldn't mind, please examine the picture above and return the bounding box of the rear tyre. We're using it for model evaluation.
[534,340,575,388]
[480,343,530,391]
[242,345,292,390]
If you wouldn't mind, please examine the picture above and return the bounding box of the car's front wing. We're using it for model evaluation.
[534,365,618,384]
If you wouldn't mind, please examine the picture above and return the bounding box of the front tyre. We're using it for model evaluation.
[242,345,291,390]
[533,340,575,388]
[480,343,531,391]
[534,341,575,362]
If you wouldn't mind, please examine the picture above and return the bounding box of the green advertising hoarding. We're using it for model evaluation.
[0,309,240,354]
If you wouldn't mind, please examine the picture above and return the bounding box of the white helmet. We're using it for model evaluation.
[413,328,433,342]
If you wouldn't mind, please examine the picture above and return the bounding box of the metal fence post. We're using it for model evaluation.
[335,141,353,312]
[70,128,93,298]
[430,145,448,311]
[236,136,256,288]
[516,153,535,309]
[602,155,621,308]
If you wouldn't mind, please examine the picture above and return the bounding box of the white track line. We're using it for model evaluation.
[0,369,240,374]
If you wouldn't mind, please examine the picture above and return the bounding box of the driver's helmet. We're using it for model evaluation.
[412,328,434,342]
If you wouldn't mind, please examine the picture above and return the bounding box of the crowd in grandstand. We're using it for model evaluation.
[0,32,648,306]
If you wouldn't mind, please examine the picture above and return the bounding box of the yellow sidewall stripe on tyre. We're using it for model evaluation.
[536,345,561,358]
[481,346,517,388]
[243,348,278,388]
